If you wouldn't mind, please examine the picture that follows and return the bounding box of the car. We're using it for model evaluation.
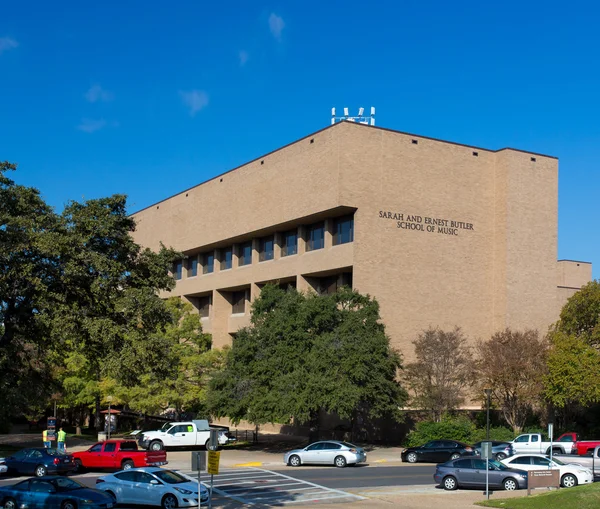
[434,457,528,491]
[0,476,114,509]
[501,453,594,487]
[0,460,7,474]
[472,441,515,461]
[401,440,475,463]
[72,439,167,472]
[1,448,75,477]
[284,441,367,468]
[96,467,209,508]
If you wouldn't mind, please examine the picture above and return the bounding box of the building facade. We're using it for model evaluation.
[131,121,591,359]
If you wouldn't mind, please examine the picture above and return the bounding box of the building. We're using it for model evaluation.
[131,121,592,359]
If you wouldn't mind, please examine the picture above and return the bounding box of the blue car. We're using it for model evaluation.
[2,448,75,477]
[0,476,114,509]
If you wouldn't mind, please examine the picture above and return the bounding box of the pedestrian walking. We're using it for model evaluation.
[42,429,50,448]
[57,427,67,452]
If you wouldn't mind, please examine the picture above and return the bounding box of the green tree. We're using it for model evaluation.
[555,281,600,348]
[404,327,473,422]
[474,329,548,433]
[208,285,407,437]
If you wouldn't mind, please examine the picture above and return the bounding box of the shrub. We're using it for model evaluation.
[405,415,514,446]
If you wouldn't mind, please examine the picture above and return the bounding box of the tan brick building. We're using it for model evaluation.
[131,121,591,359]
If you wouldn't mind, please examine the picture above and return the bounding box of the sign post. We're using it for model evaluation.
[482,441,493,499]
[548,423,554,470]
[47,417,57,444]
[207,429,220,509]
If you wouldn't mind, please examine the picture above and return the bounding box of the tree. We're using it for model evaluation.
[474,329,548,433]
[404,327,473,421]
[555,281,600,348]
[208,285,407,437]
[0,162,62,429]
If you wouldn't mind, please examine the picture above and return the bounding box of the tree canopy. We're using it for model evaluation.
[208,284,407,433]
[555,281,600,348]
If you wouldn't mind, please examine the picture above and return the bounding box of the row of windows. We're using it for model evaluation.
[173,216,354,280]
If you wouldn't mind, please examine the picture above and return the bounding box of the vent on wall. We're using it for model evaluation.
[473,151,479,157]
[531,157,537,162]
[411,139,418,145]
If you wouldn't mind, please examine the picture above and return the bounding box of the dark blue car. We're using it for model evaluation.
[0,476,114,509]
[2,448,75,477]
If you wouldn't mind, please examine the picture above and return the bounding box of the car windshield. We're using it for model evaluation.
[50,478,85,491]
[160,423,171,431]
[489,459,508,470]
[46,449,67,456]
[153,470,188,484]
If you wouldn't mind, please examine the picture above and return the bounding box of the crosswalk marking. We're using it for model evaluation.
[179,466,366,506]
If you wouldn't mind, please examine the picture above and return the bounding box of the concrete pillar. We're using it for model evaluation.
[250,282,261,302]
[252,239,260,264]
[298,226,306,255]
[232,244,239,269]
[324,219,333,249]
[274,232,282,260]
[212,290,231,348]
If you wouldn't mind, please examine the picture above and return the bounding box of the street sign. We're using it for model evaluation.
[191,451,206,472]
[207,451,220,475]
[208,429,219,451]
[481,441,493,459]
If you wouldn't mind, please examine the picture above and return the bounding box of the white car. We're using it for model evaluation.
[96,467,208,508]
[284,440,367,468]
[501,453,593,488]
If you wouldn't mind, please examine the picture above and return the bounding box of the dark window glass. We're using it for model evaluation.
[115,471,137,482]
[333,216,354,245]
[173,260,183,280]
[197,296,211,318]
[119,442,137,451]
[322,442,342,450]
[135,472,156,484]
[318,273,352,295]
[232,290,247,314]
[259,236,274,262]
[202,252,214,274]
[103,442,116,452]
[239,242,253,266]
[220,247,232,270]
[511,457,531,465]
[453,459,472,468]
[282,230,297,257]
[187,256,198,277]
[532,457,551,466]
[306,443,324,451]
[440,441,458,448]
[30,480,54,493]
[89,444,103,452]
[306,222,324,251]
[472,459,487,469]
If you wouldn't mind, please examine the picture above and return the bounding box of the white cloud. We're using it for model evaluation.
[239,50,249,66]
[77,118,107,133]
[268,13,285,41]
[85,84,113,103]
[0,37,18,55]
[179,90,209,117]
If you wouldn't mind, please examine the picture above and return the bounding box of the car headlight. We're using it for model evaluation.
[175,487,193,495]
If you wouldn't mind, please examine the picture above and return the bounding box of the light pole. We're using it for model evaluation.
[106,396,113,440]
[484,389,492,441]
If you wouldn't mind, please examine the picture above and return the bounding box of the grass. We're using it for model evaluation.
[477,483,600,509]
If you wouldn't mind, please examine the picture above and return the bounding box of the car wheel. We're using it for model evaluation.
[450,453,460,460]
[61,501,77,509]
[561,473,578,488]
[3,498,17,509]
[35,465,47,477]
[122,460,134,470]
[150,440,164,451]
[162,493,178,509]
[288,455,301,467]
[73,459,85,473]
[334,455,347,468]
[443,476,458,490]
[503,477,518,491]
[406,452,418,463]
[495,453,507,461]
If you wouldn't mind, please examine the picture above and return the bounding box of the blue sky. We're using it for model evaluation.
[1,1,598,277]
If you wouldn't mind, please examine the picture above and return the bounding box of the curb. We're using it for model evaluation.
[232,461,263,467]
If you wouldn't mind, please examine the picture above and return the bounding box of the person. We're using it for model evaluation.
[57,427,67,451]
[42,429,50,448]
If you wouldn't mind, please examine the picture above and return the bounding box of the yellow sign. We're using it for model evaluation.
[207,451,220,475]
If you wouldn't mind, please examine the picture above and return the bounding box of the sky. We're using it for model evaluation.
[1,1,598,278]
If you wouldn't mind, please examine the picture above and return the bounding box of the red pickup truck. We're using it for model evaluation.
[555,432,600,456]
[72,439,167,472]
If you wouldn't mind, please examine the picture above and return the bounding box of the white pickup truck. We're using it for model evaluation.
[138,420,230,451]
[510,433,573,455]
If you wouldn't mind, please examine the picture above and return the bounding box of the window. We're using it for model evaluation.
[306,443,324,451]
[322,442,342,450]
[28,450,43,459]
[282,230,297,256]
[115,471,137,482]
[30,480,54,493]
[220,247,232,270]
[89,444,103,453]
[186,256,198,277]
[532,457,551,466]
[202,252,214,274]
[119,442,137,451]
[440,441,458,448]
[259,236,274,262]
[514,435,529,443]
[306,222,324,251]
[333,216,354,245]
[197,295,210,318]
[531,435,539,442]
[136,472,157,484]
[510,457,531,465]
[104,442,116,453]
[172,260,183,280]
[318,273,352,295]
[239,242,253,266]
[232,290,247,314]
[472,459,487,469]
[453,459,472,468]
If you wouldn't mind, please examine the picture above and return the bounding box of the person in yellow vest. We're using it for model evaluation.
[42,429,50,448]
[57,427,67,451]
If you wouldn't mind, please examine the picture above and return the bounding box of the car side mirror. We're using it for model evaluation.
[150,480,160,485]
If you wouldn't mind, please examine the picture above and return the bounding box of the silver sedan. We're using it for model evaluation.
[284,441,367,468]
